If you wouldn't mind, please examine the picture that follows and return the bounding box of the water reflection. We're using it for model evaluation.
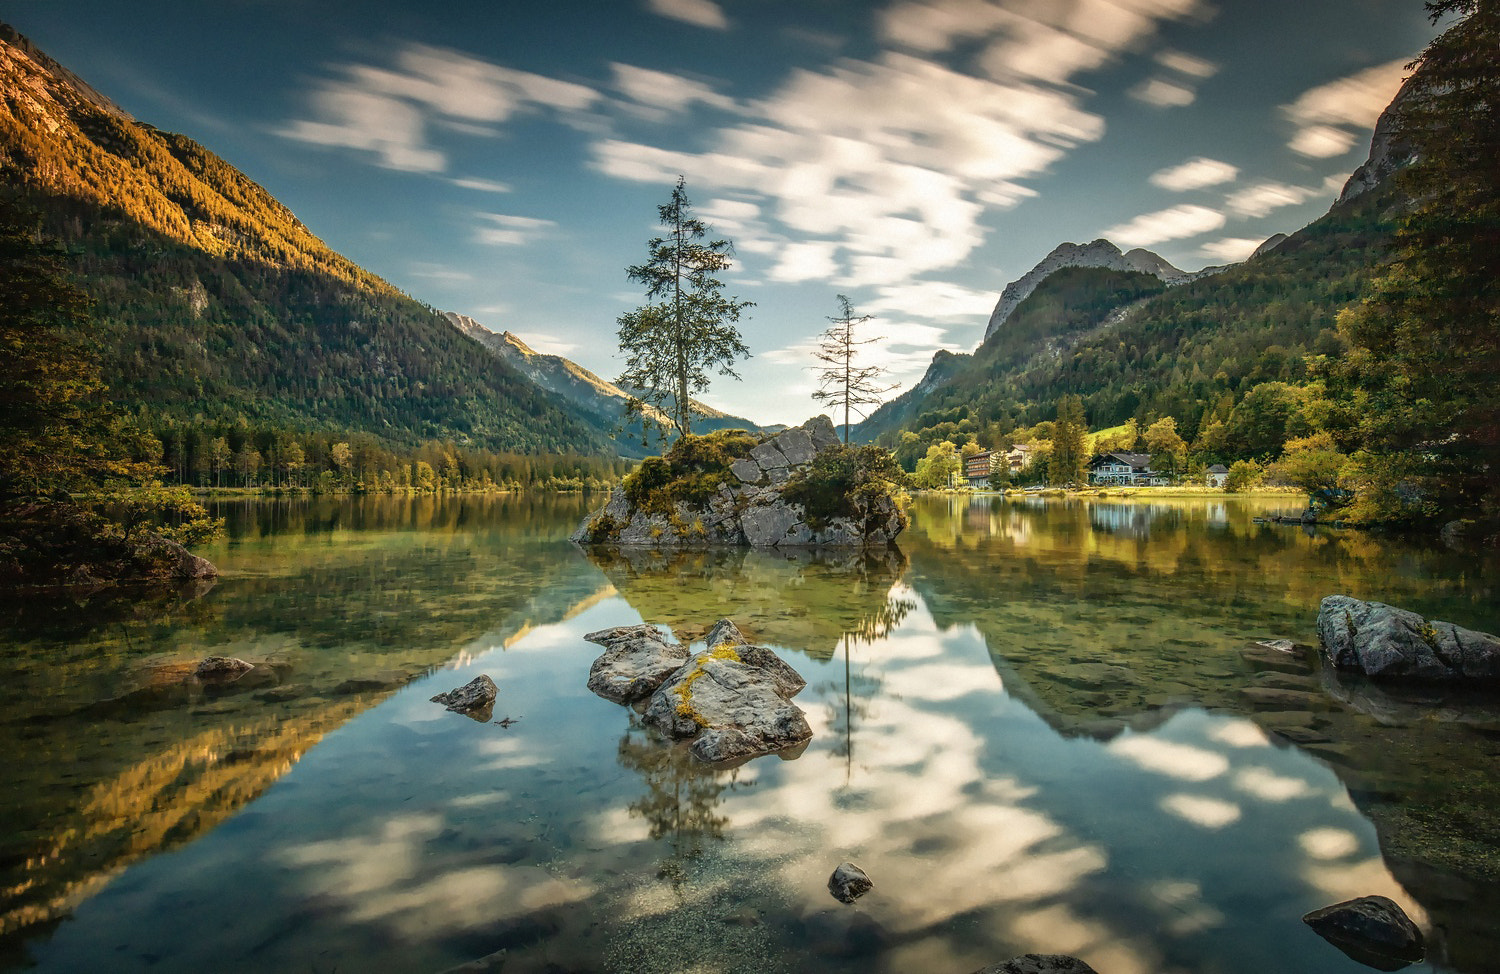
[581,545,909,659]
[4,495,1500,974]
[0,493,604,958]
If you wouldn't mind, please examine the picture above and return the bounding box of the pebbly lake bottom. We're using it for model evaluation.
[1,492,1498,974]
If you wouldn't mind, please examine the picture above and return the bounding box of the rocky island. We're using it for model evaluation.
[572,416,906,548]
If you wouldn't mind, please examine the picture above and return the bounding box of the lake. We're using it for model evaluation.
[2,492,1498,974]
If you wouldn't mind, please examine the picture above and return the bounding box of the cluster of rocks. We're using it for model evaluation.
[571,416,905,549]
[1318,594,1500,682]
[584,618,812,764]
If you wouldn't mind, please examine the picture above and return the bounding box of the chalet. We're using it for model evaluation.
[1004,443,1038,475]
[965,450,997,487]
[1089,452,1169,487]
[1206,464,1229,488]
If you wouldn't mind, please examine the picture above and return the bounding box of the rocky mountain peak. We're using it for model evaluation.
[981,239,1190,342]
[1336,73,1419,206]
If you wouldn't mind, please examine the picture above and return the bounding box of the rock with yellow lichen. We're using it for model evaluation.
[587,618,811,764]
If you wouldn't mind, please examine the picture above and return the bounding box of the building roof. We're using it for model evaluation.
[1207,464,1230,473]
[1090,451,1153,469]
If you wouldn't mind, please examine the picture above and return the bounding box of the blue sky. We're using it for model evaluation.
[10,0,1437,427]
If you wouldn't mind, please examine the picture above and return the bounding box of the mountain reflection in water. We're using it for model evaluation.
[0,493,1497,974]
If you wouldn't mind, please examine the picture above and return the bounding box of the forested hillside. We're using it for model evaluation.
[0,23,613,461]
[863,176,1400,458]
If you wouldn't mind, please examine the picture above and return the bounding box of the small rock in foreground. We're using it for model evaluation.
[431,674,499,720]
[1302,894,1425,970]
[827,861,873,904]
[972,955,1099,974]
[193,656,253,679]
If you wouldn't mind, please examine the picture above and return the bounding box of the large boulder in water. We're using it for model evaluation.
[1318,595,1500,682]
[590,617,812,764]
[1302,894,1425,969]
[583,624,689,704]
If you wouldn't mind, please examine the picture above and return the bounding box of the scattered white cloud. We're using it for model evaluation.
[1287,124,1359,158]
[1299,827,1361,860]
[510,331,579,356]
[1283,57,1409,158]
[1109,735,1229,782]
[881,0,1206,88]
[1155,48,1217,78]
[1225,180,1325,217]
[1161,793,1242,829]
[610,63,737,119]
[593,50,1104,286]
[1130,77,1196,107]
[474,213,557,246]
[1102,204,1224,247]
[1199,236,1263,262]
[865,280,997,320]
[450,176,512,193]
[1150,156,1238,192]
[280,43,599,172]
[408,263,473,282]
[647,0,728,29]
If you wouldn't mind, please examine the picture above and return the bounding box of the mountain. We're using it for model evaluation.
[0,23,611,457]
[982,239,1225,343]
[444,311,766,449]
[857,78,1418,452]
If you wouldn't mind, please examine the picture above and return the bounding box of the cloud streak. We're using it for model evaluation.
[280,43,599,172]
[1102,204,1225,247]
[1283,57,1409,158]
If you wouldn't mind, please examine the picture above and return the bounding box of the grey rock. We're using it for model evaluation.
[1303,894,1425,969]
[828,861,873,903]
[804,414,842,452]
[1318,595,1500,681]
[705,618,748,649]
[773,428,816,466]
[584,625,690,704]
[642,646,812,763]
[749,440,790,469]
[731,458,763,484]
[738,645,808,698]
[973,956,1098,974]
[193,656,253,679]
[430,674,499,715]
[741,502,803,547]
[766,465,792,486]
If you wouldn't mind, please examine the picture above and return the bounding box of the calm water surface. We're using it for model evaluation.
[2,492,1498,974]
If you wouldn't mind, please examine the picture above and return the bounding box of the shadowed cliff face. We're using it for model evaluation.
[0,493,609,958]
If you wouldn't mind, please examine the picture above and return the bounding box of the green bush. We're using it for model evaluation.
[781,444,907,530]
[620,431,759,515]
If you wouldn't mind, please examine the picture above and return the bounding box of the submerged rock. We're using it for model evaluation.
[827,861,873,904]
[1318,595,1500,682]
[1303,894,1425,970]
[193,656,253,680]
[584,624,689,704]
[430,674,499,720]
